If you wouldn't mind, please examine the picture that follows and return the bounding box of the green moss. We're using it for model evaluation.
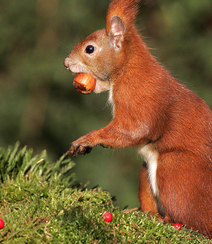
[0,143,211,243]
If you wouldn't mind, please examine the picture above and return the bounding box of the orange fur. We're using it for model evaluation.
[64,0,212,238]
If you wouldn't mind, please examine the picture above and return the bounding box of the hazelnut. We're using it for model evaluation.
[73,73,96,94]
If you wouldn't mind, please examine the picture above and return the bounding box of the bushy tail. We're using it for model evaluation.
[106,0,140,34]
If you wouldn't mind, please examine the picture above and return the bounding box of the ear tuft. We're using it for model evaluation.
[110,15,126,50]
[106,0,140,35]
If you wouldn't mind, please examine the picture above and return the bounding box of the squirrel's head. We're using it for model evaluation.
[64,0,140,93]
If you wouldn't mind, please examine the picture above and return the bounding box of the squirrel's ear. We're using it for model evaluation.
[109,15,126,50]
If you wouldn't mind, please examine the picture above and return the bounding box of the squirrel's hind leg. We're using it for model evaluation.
[138,162,171,223]
[139,163,159,215]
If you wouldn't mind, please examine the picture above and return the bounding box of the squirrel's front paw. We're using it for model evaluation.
[66,142,93,156]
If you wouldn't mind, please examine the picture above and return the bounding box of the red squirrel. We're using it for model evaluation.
[64,0,212,238]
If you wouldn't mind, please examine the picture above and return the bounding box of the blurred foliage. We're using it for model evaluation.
[0,0,212,208]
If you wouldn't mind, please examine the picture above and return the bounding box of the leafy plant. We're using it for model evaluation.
[0,142,78,188]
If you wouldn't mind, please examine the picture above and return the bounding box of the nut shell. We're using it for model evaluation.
[73,73,96,94]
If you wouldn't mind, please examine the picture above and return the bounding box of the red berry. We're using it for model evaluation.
[173,223,182,230]
[103,212,113,222]
[0,219,4,229]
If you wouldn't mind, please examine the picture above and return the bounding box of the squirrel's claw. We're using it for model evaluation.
[66,143,93,156]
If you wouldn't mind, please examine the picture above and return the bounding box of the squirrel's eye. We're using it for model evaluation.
[85,45,95,54]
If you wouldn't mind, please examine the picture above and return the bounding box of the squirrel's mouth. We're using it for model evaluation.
[64,57,89,74]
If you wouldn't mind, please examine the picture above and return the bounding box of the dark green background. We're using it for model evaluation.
[1,0,212,208]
